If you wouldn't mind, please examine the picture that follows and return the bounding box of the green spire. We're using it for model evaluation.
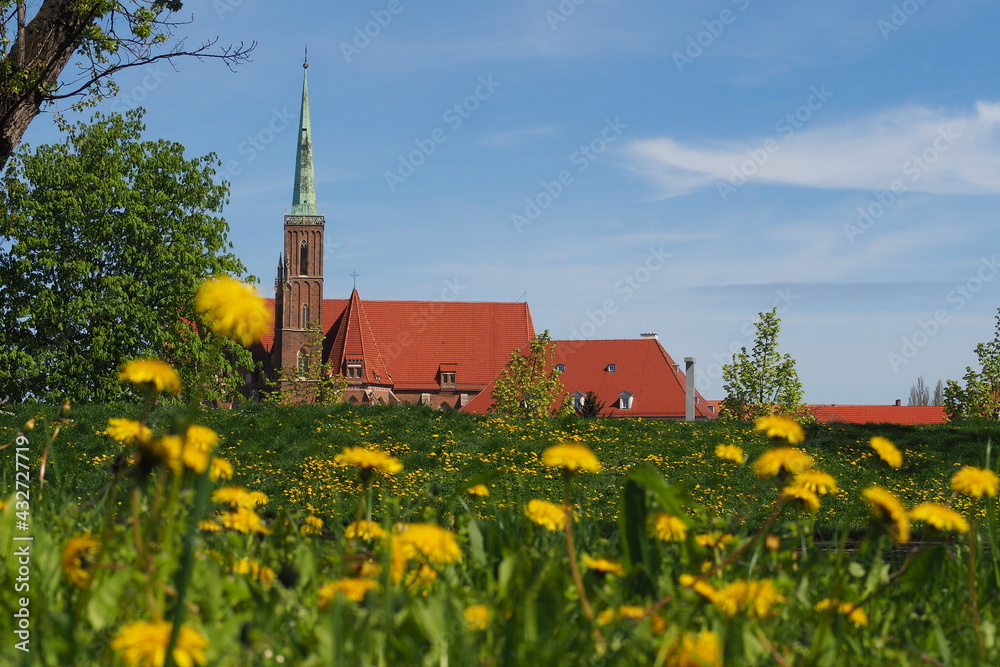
[291,61,317,215]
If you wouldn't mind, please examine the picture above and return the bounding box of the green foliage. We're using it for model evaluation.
[577,390,605,418]
[264,324,348,405]
[490,330,573,418]
[721,307,805,421]
[944,308,1000,420]
[0,109,252,403]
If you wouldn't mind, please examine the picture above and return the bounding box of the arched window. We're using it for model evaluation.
[299,239,309,275]
[297,348,309,376]
[302,302,310,328]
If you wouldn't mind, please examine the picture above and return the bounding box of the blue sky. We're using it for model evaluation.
[19,0,1000,404]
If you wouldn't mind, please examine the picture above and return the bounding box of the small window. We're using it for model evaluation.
[570,391,585,410]
[302,302,310,327]
[606,364,616,373]
[297,349,309,376]
[618,391,633,410]
[440,371,456,387]
[299,239,309,275]
[345,359,363,380]
[555,364,565,373]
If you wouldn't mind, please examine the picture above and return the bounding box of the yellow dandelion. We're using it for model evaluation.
[61,534,101,588]
[232,559,276,587]
[649,513,688,542]
[300,515,324,536]
[910,503,969,533]
[111,620,208,667]
[464,604,490,631]
[694,532,735,549]
[665,630,723,667]
[148,435,183,472]
[395,523,461,565]
[119,358,181,394]
[318,578,377,607]
[815,598,868,627]
[195,275,271,346]
[541,442,602,473]
[679,574,719,603]
[212,486,267,509]
[466,484,490,497]
[781,482,821,512]
[209,457,233,482]
[334,446,403,475]
[583,556,627,577]
[714,443,745,464]
[198,520,222,532]
[862,486,910,543]
[525,499,568,532]
[870,436,903,469]
[344,520,385,540]
[180,425,218,474]
[219,507,270,534]
[754,447,813,479]
[754,415,805,444]
[792,469,838,495]
[951,466,1000,498]
[713,579,784,618]
[105,418,152,446]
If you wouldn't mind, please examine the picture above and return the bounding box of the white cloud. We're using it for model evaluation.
[626,100,1000,198]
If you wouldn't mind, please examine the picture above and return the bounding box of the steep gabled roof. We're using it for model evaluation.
[462,338,716,419]
[326,289,391,384]
[807,404,947,425]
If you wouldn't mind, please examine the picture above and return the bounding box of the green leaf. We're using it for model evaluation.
[87,568,130,631]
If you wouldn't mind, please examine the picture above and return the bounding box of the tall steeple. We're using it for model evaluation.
[291,57,316,215]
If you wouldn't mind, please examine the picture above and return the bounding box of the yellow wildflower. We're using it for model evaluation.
[525,499,568,532]
[335,446,403,475]
[951,466,1000,498]
[219,507,270,534]
[466,484,490,497]
[754,447,813,478]
[105,418,152,446]
[344,520,386,540]
[395,523,461,565]
[870,436,903,469]
[679,574,719,603]
[111,620,208,667]
[665,630,723,667]
[792,469,838,495]
[694,532,734,549]
[301,515,324,536]
[754,415,805,444]
[583,556,627,577]
[209,457,233,482]
[714,443,745,464]
[713,579,784,618]
[195,275,271,345]
[61,534,101,588]
[649,513,688,542]
[782,482,821,512]
[232,559,276,587]
[910,503,969,533]
[119,358,181,394]
[464,604,490,631]
[318,578,377,607]
[815,598,868,627]
[862,486,910,543]
[541,442,602,473]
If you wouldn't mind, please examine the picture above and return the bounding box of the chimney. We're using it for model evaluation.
[640,332,658,340]
[685,357,696,421]
[894,399,901,407]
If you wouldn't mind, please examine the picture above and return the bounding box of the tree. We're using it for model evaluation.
[0,108,252,403]
[720,307,805,421]
[576,391,605,418]
[490,330,573,418]
[264,323,347,406]
[908,376,930,406]
[943,308,1000,420]
[0,1,254,171]
[933,379,944,406]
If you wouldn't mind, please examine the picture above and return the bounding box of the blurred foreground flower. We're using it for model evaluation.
[754,415,805,444]
[583,556,626,577]
[112,620,208,667]
[714,443,745,464]
[335,446,403,476]
[754,447,813,479]
[666,630,722,667]
[525,499,568,532]
[815,598,868,627]
[870,436,903,469]
[910,502,969,533]
[542,442,602,474]
[465,604,490,631]
[119,358,181,394]
[318,578,378,607]
[863,486,910,543]
[649,512,688,542]
[195,275,271,345]
[951,466,1000,498]
[61,534,101,588]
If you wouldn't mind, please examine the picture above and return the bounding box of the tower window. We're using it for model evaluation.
[300,239,309,275]
[297,348,309,376]
[302,302,310,328]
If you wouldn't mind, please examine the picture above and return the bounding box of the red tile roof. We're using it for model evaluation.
[806,404,947,425]
[259,294,535,391]
[326,290,391,384]
[463,338,716,419]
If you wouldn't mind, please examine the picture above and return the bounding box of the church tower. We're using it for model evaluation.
[274,60,325,377]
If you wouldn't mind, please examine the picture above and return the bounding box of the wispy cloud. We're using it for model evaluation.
[625,101,1000,198]
[480,124,563,148]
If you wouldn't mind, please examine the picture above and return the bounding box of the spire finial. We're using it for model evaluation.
[303,45,309,69]
[350,270,360,289]
[291,59,316,215]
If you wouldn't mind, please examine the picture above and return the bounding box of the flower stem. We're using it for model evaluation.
[563,476,604,651]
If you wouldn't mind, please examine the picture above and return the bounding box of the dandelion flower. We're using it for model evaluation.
[61,534,101,588]
[111,620,208,667]
[525,499,568,532]
[754,447,813,479]
[781,482,821,512]
[694,533,734,549]
[714,443,745,464]
[583,556,626,577]
[195,275,271,345]
[212,486,267,509]
[210,457,233,482]
[951,466,1000,498]
[396,523,462,565]
[300,515,324,536]
[181,424,218,473]
[910,503,969,533]
[344,520,385,540]
[870,436,903,469]
[334,446,403,475]
[754,415,805,444]
[665,630,722,667]
[149,435,183,472]
[105,418,152,446]
[815,598,868,627]
[713,579,784,618]
[466,484,490,497]
[649,513,688,542]
[679,574,719,603]
[219,507,270,534]
[792,469,838,495]
[464,604,490,631]
[119,359,181,394]
[232,559,276,587]
[541,442,602,473]
[862,486,910,543]
[318,578,377,607]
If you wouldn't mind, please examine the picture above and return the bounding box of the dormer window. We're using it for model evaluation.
[439,363,458,389]
[555,364,565,373]
[440,371,456,387]
[618,391,633,410]
[570,391,585,410]
[345,359,363,381]
[606,364,616,373]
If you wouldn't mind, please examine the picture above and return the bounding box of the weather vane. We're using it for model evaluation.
[303,45,309,68]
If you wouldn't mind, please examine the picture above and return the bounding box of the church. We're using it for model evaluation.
[249,63,536,408]
[249,63,715,418]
